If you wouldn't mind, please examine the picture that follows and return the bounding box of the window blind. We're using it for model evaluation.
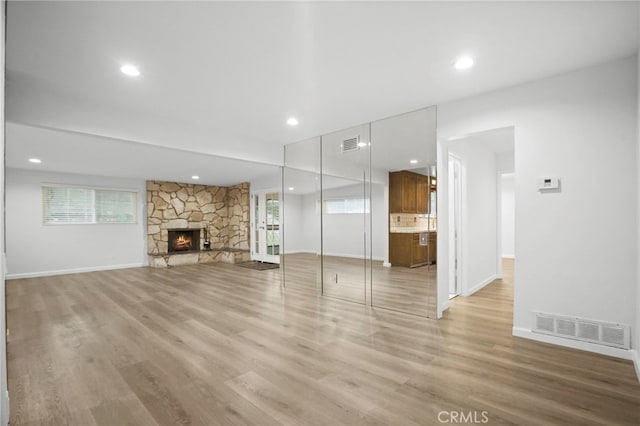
[43,186,136,224]
[95,190,136,223]
[324,198,370,214]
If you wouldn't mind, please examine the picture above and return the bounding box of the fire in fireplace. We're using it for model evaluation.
[168,229,200,253]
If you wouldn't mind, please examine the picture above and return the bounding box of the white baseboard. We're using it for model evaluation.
[462,274,499,297]
[383,262,391,268]
[6,263,146,279]
[439,300,450,318]
[513,327,633,360]
[502,254,515,259]
[2,390,8,426]
[283,251,384,262]
[322,252,385,262]
[631,349,640,383]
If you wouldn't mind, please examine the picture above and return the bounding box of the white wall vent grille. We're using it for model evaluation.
[535,314,554,333]
[576,321,599,341]
[533,312,630,349]
[341,136,360,153]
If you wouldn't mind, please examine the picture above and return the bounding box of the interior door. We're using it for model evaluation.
[251,190,281,263]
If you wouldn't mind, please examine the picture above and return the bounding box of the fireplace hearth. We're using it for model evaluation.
[168,229,200,253]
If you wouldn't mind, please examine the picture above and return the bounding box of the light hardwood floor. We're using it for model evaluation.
[283,253,437,318]
[6,260,640,425]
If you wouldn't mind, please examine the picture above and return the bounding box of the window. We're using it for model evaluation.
[324,198,370,214]
[43,186,137,224]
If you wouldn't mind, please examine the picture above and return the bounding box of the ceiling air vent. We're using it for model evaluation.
[341,136,361,153]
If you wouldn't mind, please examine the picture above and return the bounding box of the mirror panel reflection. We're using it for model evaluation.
[282,138,321,292]
[370,107,438,317]
[320,124,371,303]
[282,106,437,318]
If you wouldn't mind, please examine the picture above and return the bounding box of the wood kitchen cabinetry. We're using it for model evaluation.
[389,170,430,214]
[416,174,429,214]
[427,232,436,265]
[412,234,428,266]
[389,232,435,268]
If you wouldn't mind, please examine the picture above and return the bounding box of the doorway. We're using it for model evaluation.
[442,127,514,304]
[250,190,281,264]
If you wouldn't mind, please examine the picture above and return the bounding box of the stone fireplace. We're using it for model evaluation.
[146,180,251,267]
[168,229,200,253]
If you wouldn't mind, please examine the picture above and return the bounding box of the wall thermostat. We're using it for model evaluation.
[537,176,560,191]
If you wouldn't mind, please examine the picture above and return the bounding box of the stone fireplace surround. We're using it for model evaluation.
[146,180,251,267]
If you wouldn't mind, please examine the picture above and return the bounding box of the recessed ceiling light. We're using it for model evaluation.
[410,159,418,164]
[357,141,367,148]
[120,64,140,77]
[286,117,299,126]
[454,56,474,70]
[28,158,42,164]
[191,175,200,180]
[288,187,295,191]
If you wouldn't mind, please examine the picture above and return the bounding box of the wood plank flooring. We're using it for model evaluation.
[283,253,437,318]
[6,260,640,425]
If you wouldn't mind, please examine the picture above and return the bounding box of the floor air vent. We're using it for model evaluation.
[533,312,630,349]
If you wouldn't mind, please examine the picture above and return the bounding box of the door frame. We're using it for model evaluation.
[448,154,463,298]
[497,171,515,276]
[250,189,281,263]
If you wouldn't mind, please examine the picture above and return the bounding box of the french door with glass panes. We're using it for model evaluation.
[250,190,280,263]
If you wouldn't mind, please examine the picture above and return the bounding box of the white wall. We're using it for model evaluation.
[292,183,386,260]
[635,48,640,380]
[438,57,637,359]
[282,193,306,253]
[0,2,9,422]
[6,169,147,278]
[301,192,321,253]
[501,174,515,259]
[323,183,385,260]
[449,139,499,296]
[496,152,515,173]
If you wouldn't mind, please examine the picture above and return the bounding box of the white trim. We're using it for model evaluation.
[6,263,145,279]
[383,262,391,268]
[42,181,141,193]
[282,251,318,255]
[462,274,499,297]
[283,251,386,263]
[631,349,640,383]
[513,327,633,360]
[440,300,450,318]
[1,391,8,426]
[502,254,515,259]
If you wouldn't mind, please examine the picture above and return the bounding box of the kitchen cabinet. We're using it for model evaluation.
[416,174,429,214]
[389,170,429,214]
[427,232,437,264]
[411,233,428,266]
[389,233,412,267]
[389,232,435,268]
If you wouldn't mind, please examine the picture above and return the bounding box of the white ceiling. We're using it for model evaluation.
[5,1,639,186]
[6,122,282,187]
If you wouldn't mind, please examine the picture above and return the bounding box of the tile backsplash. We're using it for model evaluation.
[389,213,437,231]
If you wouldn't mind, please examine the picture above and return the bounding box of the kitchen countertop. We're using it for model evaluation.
[390,228,436,233]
